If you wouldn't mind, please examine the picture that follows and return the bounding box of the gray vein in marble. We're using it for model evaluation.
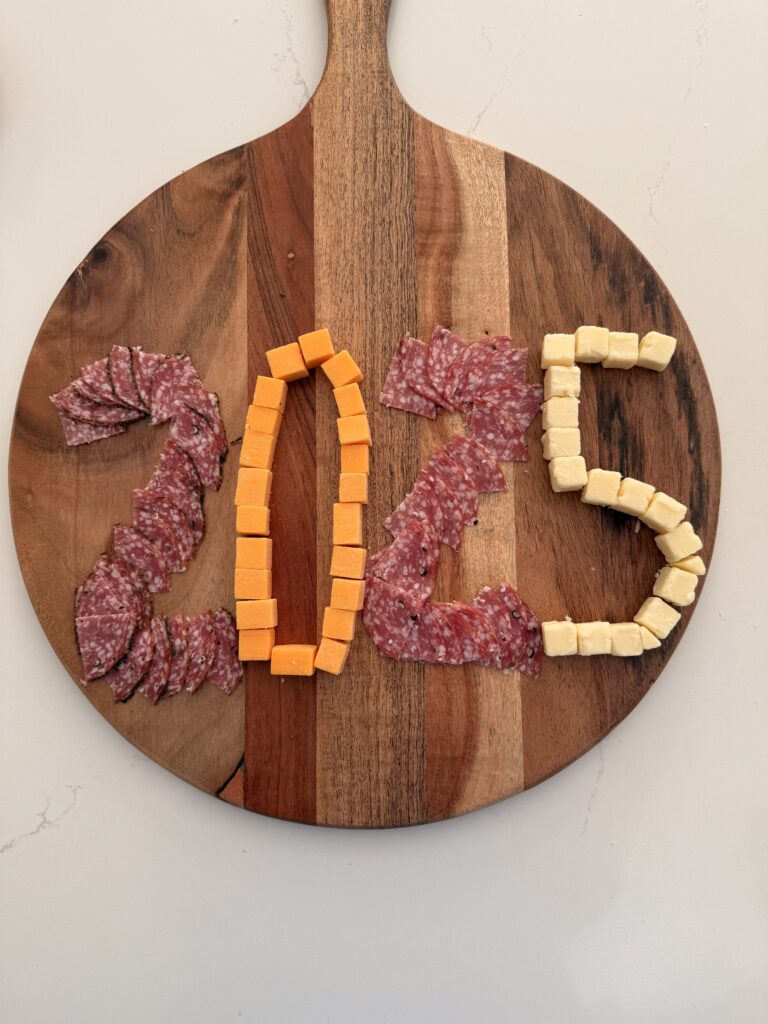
[581,747,605,835]
[273,2,310,112]
[1,784,83,855]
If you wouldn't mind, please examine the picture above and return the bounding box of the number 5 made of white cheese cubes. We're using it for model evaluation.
[538,326,706,660]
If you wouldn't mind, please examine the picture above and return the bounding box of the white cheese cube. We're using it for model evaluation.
[576,621,611,656]
[612,477,655,516]
[639,625,661,650]
[575,325,610,363]
[655,521,702,563]
[542,620,577,656]
[653,566,699,607]
[602,332,639,369]
[581,468,621,506]
[549,456,588,492]
[640,491,687,532]
[610,622,644,656]
[671,555,706,576]
[637,331,677,371]
[541,333,576,369]
[634,596,681,639]
[542,397,579,429]
[544,365,581,399]
[541,428,580,460]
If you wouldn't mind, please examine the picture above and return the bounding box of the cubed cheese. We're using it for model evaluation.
[634,596,680,639]
[265,342,309,381]
[330,545,368,579]
[544,365,581,399]
[340,444,370,475]
[270,644,317,676]
[240,429,277,470]
[581,468,621,506]
[602,332,639,369]
[234,467,273,506]
[541,333,575,369]
[333,382,366,417]
[333,502,363,545]
[639,625,661,650]
[575,325,610,363]
[542,396,579,429]
[610,622,643,656]
[298,327,335,367]
[234,568,272,600]
[653,565,699,607]
[542,620,577,656]
[337,413,372,446]
[235,505,270,536]
[549,456,588,492]
[322,606,357,642]
[235,536,272,570]
[541,427,580,460]
[339,472,368,504]
[322,349,363,388]
[246,404,282,436]
[314,637,350,676]
[238,627,275,662]
[330,577,366,611]
[252,375,287,413]
[576,621,611,656]
[655,521,702,563]
[640,491,687,532]
[612,477,655,516]
[236,598,278,630]
[638,331,677,371]
[671,555,706,576]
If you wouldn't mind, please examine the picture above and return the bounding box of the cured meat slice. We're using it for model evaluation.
[380,340,438,419]
[174,384,228,456]
[399,335,445,407]
[206,609,243,694]
[164,615,189,697]
[50,384,143,427]
[366,517,440,605]
[132,349,167,411]
[467,401,528,462]
[464,342,529,398]
[442,338,496,409]
[384,478,444,539]
[102,621,155,701]
[108,346,143,410]
[495,582,542,677]
[138,616,172,703]
[415,603,466,665]
[154,439,203,495]
[147,452,205,551]
[56,411,125,447]
[362,578,422,660]
[443,602,496,665]
[423,449,479,527]
[78,358,123,407]
[75,554,144,618]
[149,354,200,425]
[112,524,171,594]
[443,435,506,493]
[184,611,216,692]
[480,382,543,433]
[76,612,136,680]
[415,467,463,550]
[427,325,466,408]
[133,489,194,571]
[169,403,223,490]
[472,586,520,670]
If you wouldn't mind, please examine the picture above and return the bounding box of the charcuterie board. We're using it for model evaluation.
[8,0,720,827]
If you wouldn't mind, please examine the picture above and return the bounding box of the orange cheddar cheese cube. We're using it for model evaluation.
[298,328,335,367]
[330,545,368,579]
[322,606,357,642]
[240,429,277,470]
[246,404,282,436]
[333,382,366,418]
[236,598,278,630]
[330,577,366,612]
[340,444,369,475]
[265,342,309,382]
[314,637,350,676]
[235,505,270,536]
[270,643,318,676]
[339,472,368,504]
[322,349,363,388]
[337,414,371,447]
[252,375,287,413]
[333,502,363,545]
[239,627,275,662]
[236,536,272,570]
[234,568,272,600]
[235,467,272,507]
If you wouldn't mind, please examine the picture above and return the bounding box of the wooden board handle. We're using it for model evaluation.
[322,0,394,84]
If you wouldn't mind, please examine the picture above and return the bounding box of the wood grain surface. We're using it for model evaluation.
[8,0,720,826]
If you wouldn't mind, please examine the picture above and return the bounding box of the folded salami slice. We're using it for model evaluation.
[154,439,203,496]
[399,335,446,407]
[423,449,479,527]
[133,490,193,571]
[112,524,171,594]
[366,517,440,606]
[102,621,155,701]
[443,339,497,409]
[415,467,463,550]
[362,578,422,660]
[131,349,167,411]
[472,585,521,670]
[184,611,216,692]
[480,382,543,433]
[146,464,205,551]
[442,435,507,493]
[50,384,144,427]
[76,612,137,681]
[169,403,223,490]
[138,616,172,703]
[78,357,124,407]
[495,582,542,677]
[56,411,126,447]
[108,346,143,410]
[164,615,189,697]
[75,554,145,618]
[174,384,228,456]
[467,401,528,462]
[380,340,439,419]
[206,609,243,694]
[465,342,529,398]
[427,326,466,408]
[149,354,200,425]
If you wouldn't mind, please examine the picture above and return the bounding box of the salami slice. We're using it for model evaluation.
[50,384,144,427]
[415,467,463,550]
[112,524,171,594]
[169,403,223,490]
[138,616,172,703]
[78,357,124,407]
[362,578,422,660]
[206,609,243,694]
[472,586,520,670]
[464,342,529,398]
[108,345,143,410]
[443,435,506,493]
[131,349,167,411]
[384,478,444,540]
[102,621,155,701]
[146,463,205,551]
[423,449,479,527]
[442,339,497,409]
[427,325,466,407]
[415,603,466,665]
[366,517,440,606]
[149,354,200,425]
[184,611,216,692]
[75,554,144,618]
[467,401,528,462]
[154,439,203,496]
[380,340,439,419]
[495,582,542,677]
[399,335,445,407]
[76,612,136,681]
[164,615,189,697]
[133,489,194,571]
[57,410,126,447]
[443,602,497,665]
[174,384,228,456]
[480,382,543,433]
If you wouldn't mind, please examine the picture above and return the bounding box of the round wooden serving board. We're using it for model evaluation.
[9,0,720,827]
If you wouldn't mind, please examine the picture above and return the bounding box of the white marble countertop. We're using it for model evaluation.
[1,2,766,1021]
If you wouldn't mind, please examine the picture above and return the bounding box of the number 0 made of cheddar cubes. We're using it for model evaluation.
[234,328,370,677]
